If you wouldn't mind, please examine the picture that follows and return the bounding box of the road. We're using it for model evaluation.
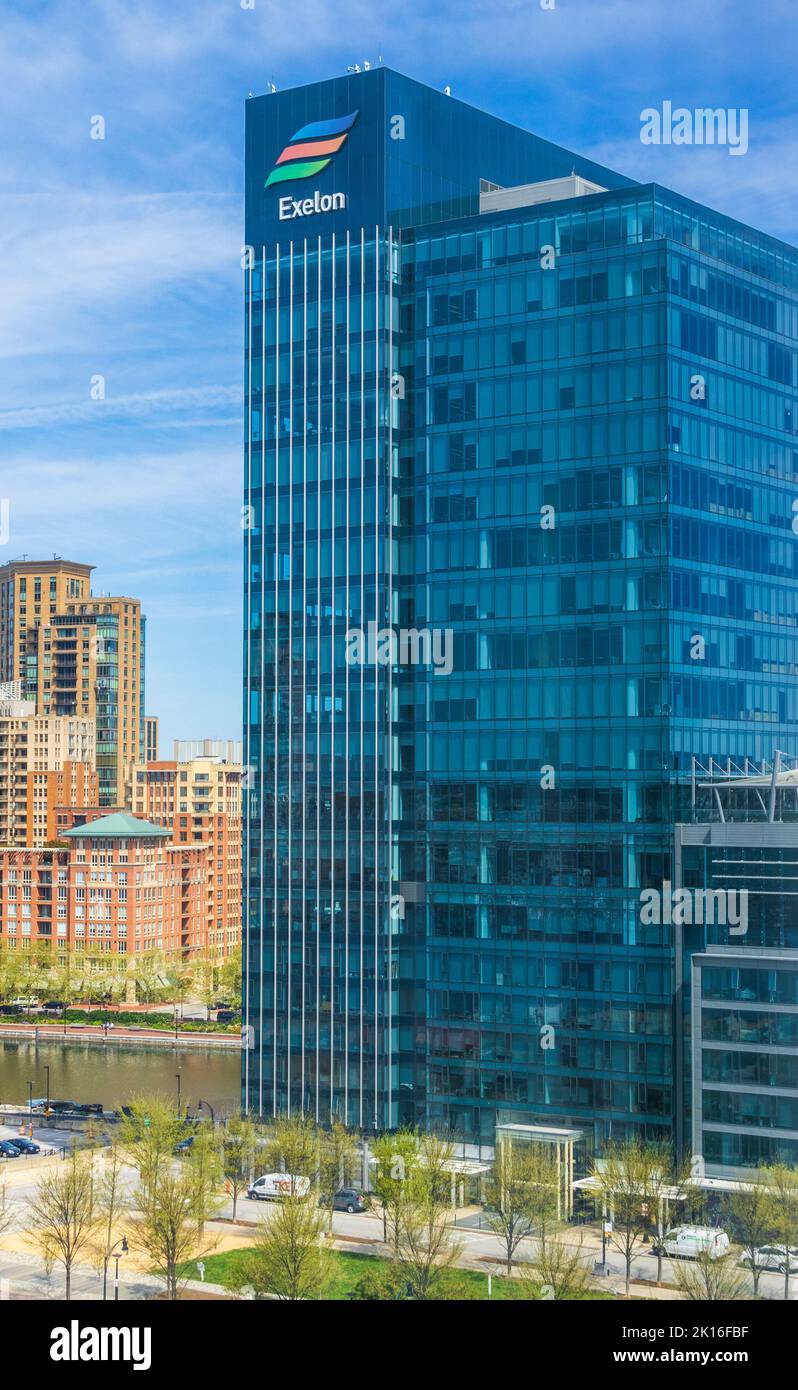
[1,1125,794,1301]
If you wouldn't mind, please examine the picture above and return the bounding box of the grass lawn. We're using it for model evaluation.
[178,1246,613,1300]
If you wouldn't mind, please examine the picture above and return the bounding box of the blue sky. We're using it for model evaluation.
[0,0,795,748]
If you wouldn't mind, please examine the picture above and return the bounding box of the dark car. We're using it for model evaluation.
[0,1140,22,1158]
[0,1004,20,1016]
[214,1009,236,1023]
[43,1001,64,1013]
[71,1102,104,1116]
[48,1100,80,1113]
[174,1137,194,1155]
[320,1188,368,1214]
[9,1138,40,1155]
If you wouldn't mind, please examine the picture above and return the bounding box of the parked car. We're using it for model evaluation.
[0,1140,22,1158]
[43,1001,64,1014]
[741,1244,798,1274]
[319,1187,368,1214]
[247,1172,311,1201]
[10,997,37,1008]
[174,1137,195,1154]
[652,1226,730,1260]
[10,1138,41,1155]
[214,1009,236,1023]
[0,1004,21,1016]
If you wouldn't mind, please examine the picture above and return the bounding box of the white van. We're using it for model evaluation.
[247,1172,311,1201]
[654,1226,730,1260]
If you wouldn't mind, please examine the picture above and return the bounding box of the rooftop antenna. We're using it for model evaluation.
[268,78,277,93]
[347,63,362,74]
[443,85,452,96]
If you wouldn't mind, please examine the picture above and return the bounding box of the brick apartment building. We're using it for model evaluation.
[0,812,207,959]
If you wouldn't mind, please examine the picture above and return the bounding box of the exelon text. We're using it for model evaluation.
[278,190,347,220]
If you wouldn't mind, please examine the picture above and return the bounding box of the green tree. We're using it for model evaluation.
[394,1138,463,1300]
[485,1141,560,1275]
[372,1128,421,1249]
[763,1164,798,1301]
[132,1162,219,1300]
[317,1120,359,1231]
[118,1094,185,1204]
[27,1146,97,1300]
[590,1138,669,1297]
[262,1113,317,1192]
[219,947,242,1003]
[726,1173,776,1298]
[229,1192,332,1301]
[222,1115,260,1221]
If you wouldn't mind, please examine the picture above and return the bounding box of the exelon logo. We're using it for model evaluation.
[265,110,359,188]
[278,190,347,221]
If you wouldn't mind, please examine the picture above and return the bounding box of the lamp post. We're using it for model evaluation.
[104,1236,128,1301]
[175,1073,182,1118]
[197,1099,215,1127]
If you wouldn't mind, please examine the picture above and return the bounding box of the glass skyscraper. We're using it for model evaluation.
[243,67,798,1155]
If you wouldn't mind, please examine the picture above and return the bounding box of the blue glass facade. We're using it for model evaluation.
[243,67,798,1152]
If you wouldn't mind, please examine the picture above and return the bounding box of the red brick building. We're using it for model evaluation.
[0,812,207,958]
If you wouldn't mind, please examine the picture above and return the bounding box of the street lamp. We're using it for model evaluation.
[104,1236,129,1302]
[197,1099,215,1126]
[175,1073,182,1117]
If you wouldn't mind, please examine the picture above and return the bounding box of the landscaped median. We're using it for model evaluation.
[175,1245,615,1301]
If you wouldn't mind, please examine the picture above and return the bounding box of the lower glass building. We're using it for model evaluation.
[242,66,798,1153]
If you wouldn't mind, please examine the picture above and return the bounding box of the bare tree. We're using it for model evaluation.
[519,1234,594,1300]
[27,1146,97,1300]
[673,1249,748,1301]
[92,1142,130,1300]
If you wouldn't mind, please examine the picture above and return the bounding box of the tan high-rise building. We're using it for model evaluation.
[145,715,159,762]
[0,701,95,846]
[27,760,100,848]
[126,755,242,957]
[0,559,145,807]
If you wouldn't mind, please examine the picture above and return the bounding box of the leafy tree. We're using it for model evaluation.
[763,1164,798,1301]
[118,1094,185,1204]
[394,1143,463,1301]
[485,1141,559,1275]
[228,1192,332,1301]
[222,1115,260,1221]
[27,1145,98,1300]
[372,1128,421,1249]
[590,1138,670,1297]
[132,1161,219,1300]
[673,1249,748,1301]
[219,947,242,1003]
[317,1120,359,1231]
[262,1113,317,1192]
[726,1173,776,1298]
